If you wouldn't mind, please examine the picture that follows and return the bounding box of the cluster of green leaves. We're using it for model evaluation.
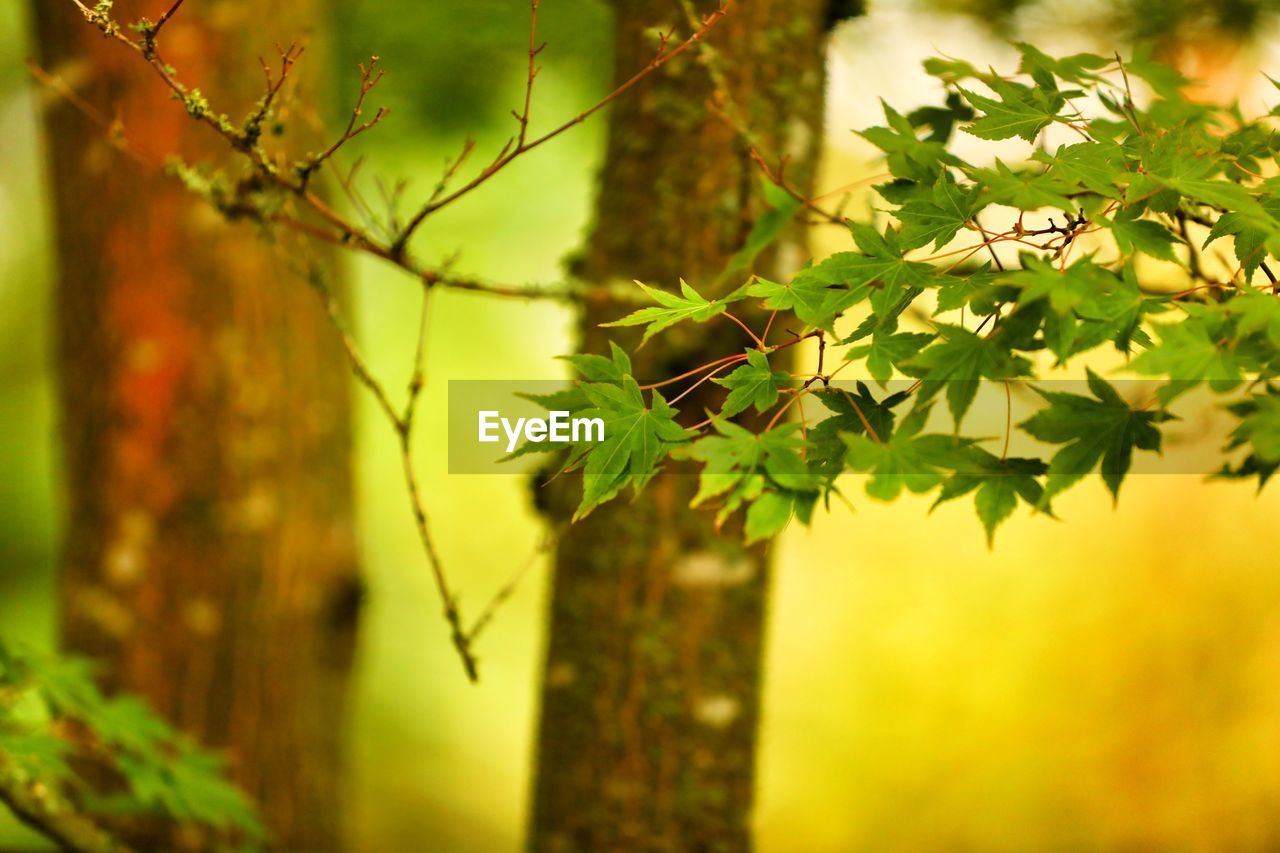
[521,44,1280,544]
[0,637,263,850]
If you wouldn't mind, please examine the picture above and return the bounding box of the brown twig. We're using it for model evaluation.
[151,0,186,40]
[515,0,546,147]
[243,42,303,146]
[55,1,573,304]
[748,149,847,227]
[301,56,389,184]
[466,525,561,643]
[53,0,731,681]
[303,266,477,680]
[389,1,734,257]
[24,58,155,168]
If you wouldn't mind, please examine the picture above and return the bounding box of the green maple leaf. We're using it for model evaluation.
[845,329,935,384]
[0,730,72,782]
[601,280,731,345]
[1015,43,1109,87]
[858,99,959,183]
[559,341,632,383]
[1204,210,1269,280]
[684,422,819,500]
[515,343,630,464]
[807,383,906,477]
[743,491,795,543]
[1229,393,1280,464]
[1142,140,1277,231]
[1232,289,1280,347]
[714,349,791,417]
[1085,263,1160,355]
[905,324,1034,425]
[1218,387,1280,488]
[965,160,1077,212]
[1007,256,1125,317]
[1164,177,1270,224]
[961,80,1063,142]
[575,377,691,519]
[906,91,975,143]
[935,266,1006,315]
[747,225,937,330]
[683,419,771,508]
[1202,196,1280,282]
[923,57,988,85]
[680,421,819,541]
[2,642,266,840]
[746,268,868,331]
[1105,211,1180,262]
[844,407,973,500]
[896,172,985,250]
[1033,141,1128,198]
[159,745,265,836]
[838,223,939,315]
[1004,257,1152,361]
[1129,312,1243,398]
[933,448,1048,545]
[1019,369,1167,502]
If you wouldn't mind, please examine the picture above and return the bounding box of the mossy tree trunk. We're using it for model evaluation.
[530,1,831,849]
[31,2,360,849]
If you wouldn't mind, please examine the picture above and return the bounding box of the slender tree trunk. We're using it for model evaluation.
[531,2,830,849]
[31,2,360,849]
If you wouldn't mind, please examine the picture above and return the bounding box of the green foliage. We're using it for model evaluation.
[548,347,692,519]
[897,173,986,250]
[516,46,1280,545]
[907,324,1033,423]
[844,408,971,500]
[1020,370,1169,501]
[602,280,735,346]
[334,0,609,133]
[714,350,791,417]
[960,81,1063,142]
[0,637,264,850]
[681,421,819,544]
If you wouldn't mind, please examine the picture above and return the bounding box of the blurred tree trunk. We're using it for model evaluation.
[531,1,832,849]
[31,2,360,849]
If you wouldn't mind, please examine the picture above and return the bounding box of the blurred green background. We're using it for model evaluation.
[6,1,1280,850]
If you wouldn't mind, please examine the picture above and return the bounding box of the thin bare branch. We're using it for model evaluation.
[304,270,402,428]
[467,526,559,642]
[302,264,478,680]
[301,56,390,183]
[24,59,155,168]
[27,51,569,304]
[152,0,186,40]
[515,0,546,147]
[389,0,734,257]
[748,149,847,226]
[52,0,727,681]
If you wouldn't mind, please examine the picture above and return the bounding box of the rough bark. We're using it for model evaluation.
[31,2,360,850]
[530,2,829,850]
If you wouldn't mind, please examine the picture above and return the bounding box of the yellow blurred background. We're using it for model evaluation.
[4,2,1280,850]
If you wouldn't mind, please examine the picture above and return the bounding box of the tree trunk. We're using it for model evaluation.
[31,2,360,850]
[530,1,830,849]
